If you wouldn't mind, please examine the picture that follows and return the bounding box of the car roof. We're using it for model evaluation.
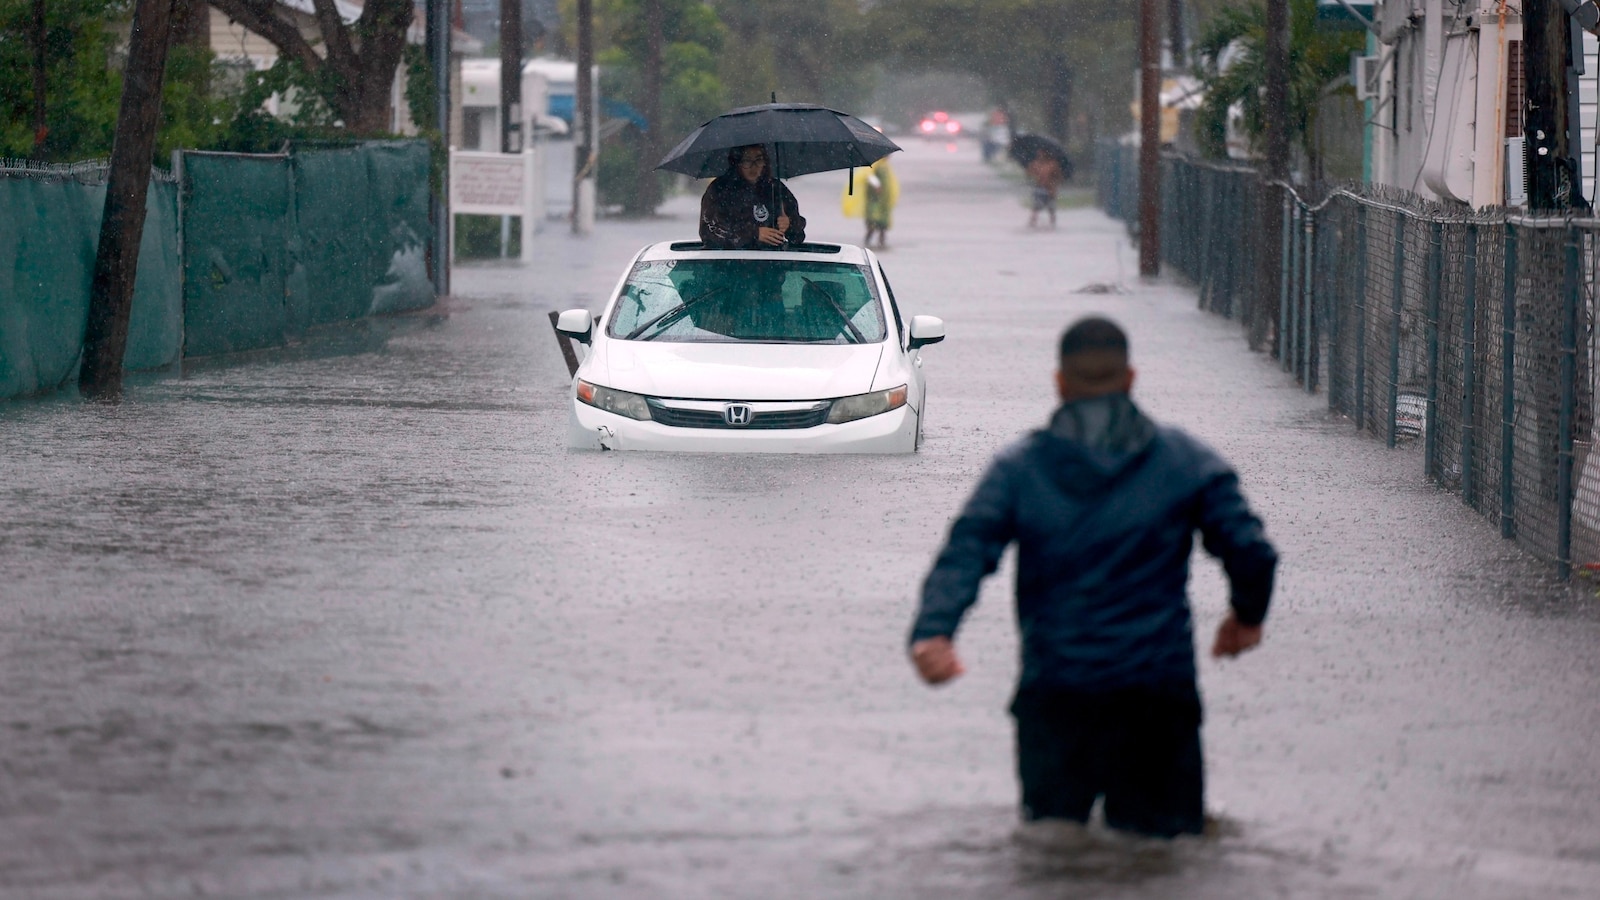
[636,240,872,266]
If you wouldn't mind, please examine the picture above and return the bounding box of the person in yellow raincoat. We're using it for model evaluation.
[841,157,898,249]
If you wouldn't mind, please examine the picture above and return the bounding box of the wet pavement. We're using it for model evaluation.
[4,139,1600,899]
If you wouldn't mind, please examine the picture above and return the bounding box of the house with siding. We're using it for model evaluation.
[206,0,481,140]
[1358,0,1597,207]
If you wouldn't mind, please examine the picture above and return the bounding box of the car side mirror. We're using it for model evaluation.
[556,308,594,345]
[908,315,945,350]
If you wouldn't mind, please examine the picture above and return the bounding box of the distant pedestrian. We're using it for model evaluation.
[1026,150,1063,228]
[862,157,897,249]
[982,108,1010,163]
[907,316,1278,838]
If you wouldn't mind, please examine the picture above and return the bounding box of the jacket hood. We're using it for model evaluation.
[1035,393,1157,494]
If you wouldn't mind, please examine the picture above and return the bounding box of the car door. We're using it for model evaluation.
[872,257,926,408]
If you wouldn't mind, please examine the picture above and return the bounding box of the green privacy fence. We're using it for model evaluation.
[0,140,434,399]
[182,141,434,356]
[0,162,182,399]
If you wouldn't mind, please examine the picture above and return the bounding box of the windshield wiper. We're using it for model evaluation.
[802,277,865,344]
[625,286,726,340]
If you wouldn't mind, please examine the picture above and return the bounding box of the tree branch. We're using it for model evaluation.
[310,0,355,71]
[207,0,325,72]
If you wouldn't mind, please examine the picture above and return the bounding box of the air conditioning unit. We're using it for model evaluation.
[1506,137,1528,206]
[1351,53,1383,101]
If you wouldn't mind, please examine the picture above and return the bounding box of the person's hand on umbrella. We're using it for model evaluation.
[757,226,787,246]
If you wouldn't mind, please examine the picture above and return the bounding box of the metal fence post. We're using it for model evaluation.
[1559,225,1578,579]
[1425,220,1442,480]
[1354,206,1369,430]
[1502,223,1517,540]
[1304,204,1316,390]
[1388,212,1406,449]
[1461,224,1479,508]
[1281,193,1293,367]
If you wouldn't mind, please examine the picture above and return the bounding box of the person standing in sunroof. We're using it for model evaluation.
[700,145,806,250]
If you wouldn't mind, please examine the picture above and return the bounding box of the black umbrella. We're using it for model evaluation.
[1008,133,1072,174]
[657,102,900,180]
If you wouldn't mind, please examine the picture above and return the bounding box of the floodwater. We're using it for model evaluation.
[3,139,1600,899]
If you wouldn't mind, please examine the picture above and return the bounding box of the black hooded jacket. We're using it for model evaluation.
[910,393,1277,691]
[699,172,806,249]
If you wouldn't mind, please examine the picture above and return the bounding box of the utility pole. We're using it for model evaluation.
[1046,53,1073,147]
[633,0,665,214]
[427,0,451,294]
[1525,0,1582,209]
[573,0,595,233]
[1168,0,1185,67]
[500,0,522,153]
[1254,0,1290,352]
[79,0,175,400]
[1137,0,1161,276]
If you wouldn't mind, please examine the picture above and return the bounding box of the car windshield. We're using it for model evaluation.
[607,259,888,344]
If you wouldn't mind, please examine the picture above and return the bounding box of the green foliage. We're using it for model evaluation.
[0,0,124,160]
[1192,0,1363,174]
[209,58,355,153]
[0,0,295,161]
[869,0,1135,144]
[710,0,876,111]
[454,213,522,259]
[564,0,728,213]
[403,43,436,133]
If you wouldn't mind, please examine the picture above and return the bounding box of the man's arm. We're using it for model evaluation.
[908,455,1018,681]
[1196,466,1278,656]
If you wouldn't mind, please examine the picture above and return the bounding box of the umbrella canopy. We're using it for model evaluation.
[657,103,900,179]
[1008,133,1072,172]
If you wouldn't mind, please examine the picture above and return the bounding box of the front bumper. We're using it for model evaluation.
[568,400,918,453]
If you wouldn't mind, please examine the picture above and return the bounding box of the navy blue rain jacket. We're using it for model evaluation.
[909,394,1277,691]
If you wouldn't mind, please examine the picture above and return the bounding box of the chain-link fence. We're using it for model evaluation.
[1096,144,1599,579]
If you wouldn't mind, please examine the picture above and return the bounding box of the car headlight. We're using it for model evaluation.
[576,379,652,420]
[827,385,908,424]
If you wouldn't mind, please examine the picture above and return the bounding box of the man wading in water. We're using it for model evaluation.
[907,316,1278,838]
[699,144,806,250]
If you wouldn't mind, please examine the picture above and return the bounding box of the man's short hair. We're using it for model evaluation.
[1059,316,1129,359]
[1058,316,1130,388]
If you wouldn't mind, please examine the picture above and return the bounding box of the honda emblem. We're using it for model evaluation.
[724,403,752,426]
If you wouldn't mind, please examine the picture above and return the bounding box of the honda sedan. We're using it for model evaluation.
[555,240,944,453]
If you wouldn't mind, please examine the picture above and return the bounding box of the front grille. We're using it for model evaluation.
[648,403,829,430]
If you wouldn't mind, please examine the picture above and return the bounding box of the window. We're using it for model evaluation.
[609,259,889,344]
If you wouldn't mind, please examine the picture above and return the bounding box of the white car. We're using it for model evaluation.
[556,240,944,453]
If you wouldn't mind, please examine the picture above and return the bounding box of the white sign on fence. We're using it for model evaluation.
[448,148,541,262]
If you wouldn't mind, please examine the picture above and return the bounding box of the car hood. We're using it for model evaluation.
[597,340,887,400]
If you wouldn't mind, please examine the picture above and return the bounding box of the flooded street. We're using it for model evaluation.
[4,140,1600,898]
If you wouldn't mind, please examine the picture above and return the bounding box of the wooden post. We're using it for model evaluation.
[500,0,522,153]
[633,0,664,213]
[573,0,594,233]
[1168,0,1185,67]
[1524,0,1577,209]
[1253,0,1290,350]
[427,0,451,295]
[79,0,175,400]
[1138,0,1161,276]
